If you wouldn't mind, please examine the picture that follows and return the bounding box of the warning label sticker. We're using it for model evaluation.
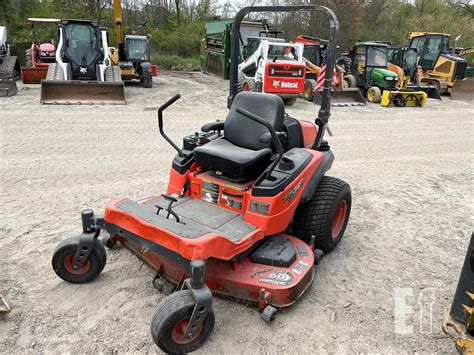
[292,260,309,274]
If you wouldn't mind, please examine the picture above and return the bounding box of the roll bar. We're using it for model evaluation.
[227,5,339,150]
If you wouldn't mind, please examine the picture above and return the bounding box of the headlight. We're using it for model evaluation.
[385,77,394,80]
[40,52,47,56]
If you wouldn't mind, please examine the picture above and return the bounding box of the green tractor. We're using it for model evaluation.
[338,42,426,106]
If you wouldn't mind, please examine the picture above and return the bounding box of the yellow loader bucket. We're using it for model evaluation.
[381,90,427,107]
[451,78,474,101]
[313,88,366,106]
[40,80,126,105]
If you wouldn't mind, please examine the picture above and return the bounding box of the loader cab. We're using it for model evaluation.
[408,33,449,71]
[125,35,150,62]
[388,47,418,79]
[59,20,105,80]
[407,32,468,82]
[243,36,286,59]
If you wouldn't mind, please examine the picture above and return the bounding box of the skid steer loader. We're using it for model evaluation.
[294,35,365,106]
[40,19,125,105]
[0,26,20,97]
[237,37,306,105]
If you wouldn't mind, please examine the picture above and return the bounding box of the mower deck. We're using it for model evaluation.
[119,231,315,308]
[105,195,264,260]
[117,196,256,241]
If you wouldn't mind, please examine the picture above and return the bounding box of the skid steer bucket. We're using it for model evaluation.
[40,80,126,105]
[0,78,17,97]
[451,78,474,101]
[313,88,366,107]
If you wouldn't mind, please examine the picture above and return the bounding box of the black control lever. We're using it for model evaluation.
[158,94,185,157]
[156,194,182,223]
[236,107,284,180]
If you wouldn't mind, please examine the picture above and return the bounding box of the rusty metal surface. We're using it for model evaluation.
[21,66,48,84]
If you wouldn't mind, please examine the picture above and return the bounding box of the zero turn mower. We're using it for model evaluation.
[52,5,351,353]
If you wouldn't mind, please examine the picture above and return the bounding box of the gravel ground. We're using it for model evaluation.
[1,71,473,353]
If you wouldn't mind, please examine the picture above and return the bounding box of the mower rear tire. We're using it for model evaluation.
[293,176,351,254]
[367,86,382,103]
[261,305,277,323]
[151,290,215,354]
[52,235,106,284]
[283,97,297,106]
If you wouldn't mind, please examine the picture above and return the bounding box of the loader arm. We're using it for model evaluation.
[113,0,126,61]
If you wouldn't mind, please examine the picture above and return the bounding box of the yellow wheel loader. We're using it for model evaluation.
[40,19,125,105]
[443,233,474,354]
[110,0,152,87]
[407,32,472,100]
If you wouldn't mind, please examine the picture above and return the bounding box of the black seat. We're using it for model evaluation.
[194,92,285,179]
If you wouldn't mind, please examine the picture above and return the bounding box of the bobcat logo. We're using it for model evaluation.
[80,67,87,74]
[272,80,280,87]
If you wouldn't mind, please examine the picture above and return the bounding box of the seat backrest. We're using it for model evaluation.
[224,92,285,151]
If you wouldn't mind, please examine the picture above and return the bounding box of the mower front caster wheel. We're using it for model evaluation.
[151,290,215,354]
[52,235,106,284]
[261,305,277,323]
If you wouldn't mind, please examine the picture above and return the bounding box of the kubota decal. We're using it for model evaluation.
[283,178,304,203]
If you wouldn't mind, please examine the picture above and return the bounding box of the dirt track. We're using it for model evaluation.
[1,72,473,353]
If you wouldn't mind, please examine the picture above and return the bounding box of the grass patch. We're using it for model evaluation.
[152,55,200,71]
